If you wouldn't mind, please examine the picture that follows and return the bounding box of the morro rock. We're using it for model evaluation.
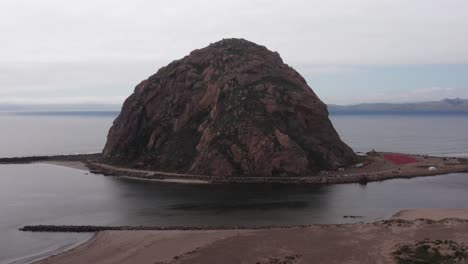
[103,38,357,177]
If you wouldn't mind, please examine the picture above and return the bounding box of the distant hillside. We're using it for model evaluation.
[329,98,468,114]
[2,98,468,115]
[0,103,121,112]
[0,104,32,111]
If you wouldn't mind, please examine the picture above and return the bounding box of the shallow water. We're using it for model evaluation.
[1,112,468,263]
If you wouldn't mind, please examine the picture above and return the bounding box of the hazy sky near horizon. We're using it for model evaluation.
[1,0,468,105]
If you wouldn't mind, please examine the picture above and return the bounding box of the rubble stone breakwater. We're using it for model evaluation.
[19,224,313,233]
[19,219,468,233]
[0,153,100,164]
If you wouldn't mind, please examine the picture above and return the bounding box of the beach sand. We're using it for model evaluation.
[35,209,468,264]
[44,161,89,171]
[36,230,248,264]
[39,161,209,184]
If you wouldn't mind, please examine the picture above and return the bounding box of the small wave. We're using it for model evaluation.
[4,234,93,264]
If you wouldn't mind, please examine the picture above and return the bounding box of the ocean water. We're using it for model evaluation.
[0,112,468,263]
[0,112,116,158]
[332,114,468,157]
[1,112,467,158]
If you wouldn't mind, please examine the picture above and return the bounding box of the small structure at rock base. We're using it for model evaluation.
[366,149,378,157]
[355,163,364,168]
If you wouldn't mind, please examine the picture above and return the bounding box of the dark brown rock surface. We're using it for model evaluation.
[103,38,357,177]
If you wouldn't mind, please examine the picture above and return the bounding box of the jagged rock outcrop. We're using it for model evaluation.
[103,38,357,177]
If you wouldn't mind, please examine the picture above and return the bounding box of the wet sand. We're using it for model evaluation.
[44,161,89,171]
[36,230,248,264]
[35,209,468,264]
[41,161,211,184]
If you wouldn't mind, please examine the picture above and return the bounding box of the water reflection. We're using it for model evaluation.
[105,178,333,226]
[1,163,468,263]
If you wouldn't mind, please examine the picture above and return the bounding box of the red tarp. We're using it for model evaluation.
[383,154,418,165]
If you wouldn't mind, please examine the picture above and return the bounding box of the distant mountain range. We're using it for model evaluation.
[0,103,121,112]
[1,98,467,114]
[328,98,468,114]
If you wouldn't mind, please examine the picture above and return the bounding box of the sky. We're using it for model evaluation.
[1,0,468,106]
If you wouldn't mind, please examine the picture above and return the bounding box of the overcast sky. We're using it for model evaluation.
[1,0,468,105]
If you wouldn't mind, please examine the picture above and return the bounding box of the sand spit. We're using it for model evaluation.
[1,152,468,185]
[32,209,468,264]
[43,161,89,171]
[0,153,99,164]
[85,152,468,184]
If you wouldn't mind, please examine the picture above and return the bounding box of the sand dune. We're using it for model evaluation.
[391,208,468,221]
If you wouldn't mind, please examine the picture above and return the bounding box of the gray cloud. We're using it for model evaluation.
[1,0,468,104]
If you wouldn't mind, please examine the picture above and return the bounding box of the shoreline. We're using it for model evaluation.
[29,209,468,264]
[1,152,468,185]
[87,158,468,185]
[43,161,90,171]
[7,233,96,264]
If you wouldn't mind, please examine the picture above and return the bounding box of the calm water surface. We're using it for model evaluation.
[332,114,468,156]
[0,113,115,158]
[1,113,468,263]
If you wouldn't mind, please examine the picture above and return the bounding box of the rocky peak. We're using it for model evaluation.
[102,39,357,177]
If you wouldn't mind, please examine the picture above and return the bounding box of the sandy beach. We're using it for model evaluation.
[44,161,90,171]
[32,209,468,264]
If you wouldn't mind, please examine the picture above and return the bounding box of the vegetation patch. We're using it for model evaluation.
[256,254,301,264]
[393,239,468,264]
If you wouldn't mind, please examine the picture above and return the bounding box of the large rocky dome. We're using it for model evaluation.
[103,38,357,177]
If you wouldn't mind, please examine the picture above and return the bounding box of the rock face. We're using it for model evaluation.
[103,38,357,177]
